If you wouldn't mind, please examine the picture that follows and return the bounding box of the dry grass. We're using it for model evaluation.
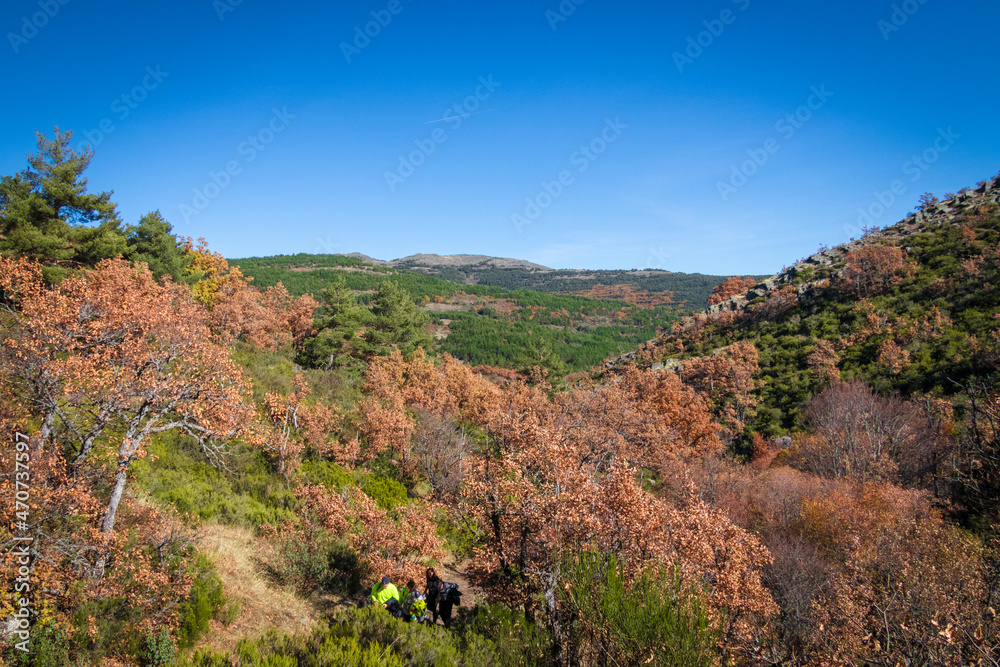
[192,523,317,655]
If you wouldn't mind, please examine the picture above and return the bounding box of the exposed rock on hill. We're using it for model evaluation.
[704,176,1000,316]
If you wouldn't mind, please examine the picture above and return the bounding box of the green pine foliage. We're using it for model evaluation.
[359,280,434,359]
[124,210,190,283]
[556,551,717,667]
[0,128,125,282]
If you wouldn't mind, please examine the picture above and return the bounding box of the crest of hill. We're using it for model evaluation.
[601,172,1000,375]
[703,175,1000,316]
[344,252,551,271]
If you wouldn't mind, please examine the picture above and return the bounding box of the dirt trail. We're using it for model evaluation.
[195,524,316,654]
[440,559,484,607]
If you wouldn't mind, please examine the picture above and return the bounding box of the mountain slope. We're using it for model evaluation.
[607,174,1000,438]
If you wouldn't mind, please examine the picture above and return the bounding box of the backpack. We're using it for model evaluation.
[409,598,428,621]
[443,582,462,606]
[385,598,406,619]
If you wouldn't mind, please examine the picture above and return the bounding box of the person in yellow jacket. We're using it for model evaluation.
[371,576,400,610]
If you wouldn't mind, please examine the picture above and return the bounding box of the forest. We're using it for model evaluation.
[231,255,683,375]
[2,129,1000,667]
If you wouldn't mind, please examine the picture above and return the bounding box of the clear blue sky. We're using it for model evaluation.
[2,0,997,274]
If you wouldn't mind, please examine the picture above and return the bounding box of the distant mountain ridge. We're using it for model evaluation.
[334,252,740,309]
[344,252,552,271]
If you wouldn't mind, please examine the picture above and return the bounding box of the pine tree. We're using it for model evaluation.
[0,128,125,282]
[360,279,433,358]
[124,210,190,282]
[301,276,369,370]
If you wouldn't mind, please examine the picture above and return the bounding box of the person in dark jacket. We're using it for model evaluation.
[425,567,461,628]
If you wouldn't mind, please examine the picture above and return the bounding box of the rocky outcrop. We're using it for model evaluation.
[704,175,1000,316]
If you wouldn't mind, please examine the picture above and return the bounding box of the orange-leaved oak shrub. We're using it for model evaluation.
[698,457,997,665]
[183,237,318,350]
[0,257,256,656]
[681,341,761,442]
[290,484,445,584]
[357,350,776,653]
[0,257,256,542]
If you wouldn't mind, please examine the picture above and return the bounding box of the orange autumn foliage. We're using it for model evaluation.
[183,237,318,350]
[357,349,777,650]
[708,276,758,305]
[293,484,445,584]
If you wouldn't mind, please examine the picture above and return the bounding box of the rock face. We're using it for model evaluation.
[703,175,1000,316]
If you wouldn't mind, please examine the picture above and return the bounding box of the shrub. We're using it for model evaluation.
[361,476,408,511]
[3,620,70,667]
[139,628,177,666]
[556,550,718,667]
[436,511,483,561]
[457,603,553,667]
[177,607,504,666]
[268,528,364,596]
[299,459,354,490]
[175,552,228,649]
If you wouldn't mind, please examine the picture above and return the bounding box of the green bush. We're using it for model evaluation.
[133,432,296,528]
[175,552,228,649]
[3,620,70,667]
[178,607,505,666]
[267,528,364,596]
[556,550,718,667]
[139,628,177,666]
[457,603,553,667]
[361,476,408,511]
[436,512,483,561]
[329,607,498,666]
[299,460,354,491]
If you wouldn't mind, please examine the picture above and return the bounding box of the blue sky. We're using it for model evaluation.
[2,0,997,274]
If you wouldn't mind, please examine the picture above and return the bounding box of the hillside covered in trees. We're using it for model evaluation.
[3,130,1000,667]
[230,254,690,375]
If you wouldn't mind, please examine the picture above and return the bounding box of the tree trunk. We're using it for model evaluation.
[37,408,54,456]
[101,459,130,536]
